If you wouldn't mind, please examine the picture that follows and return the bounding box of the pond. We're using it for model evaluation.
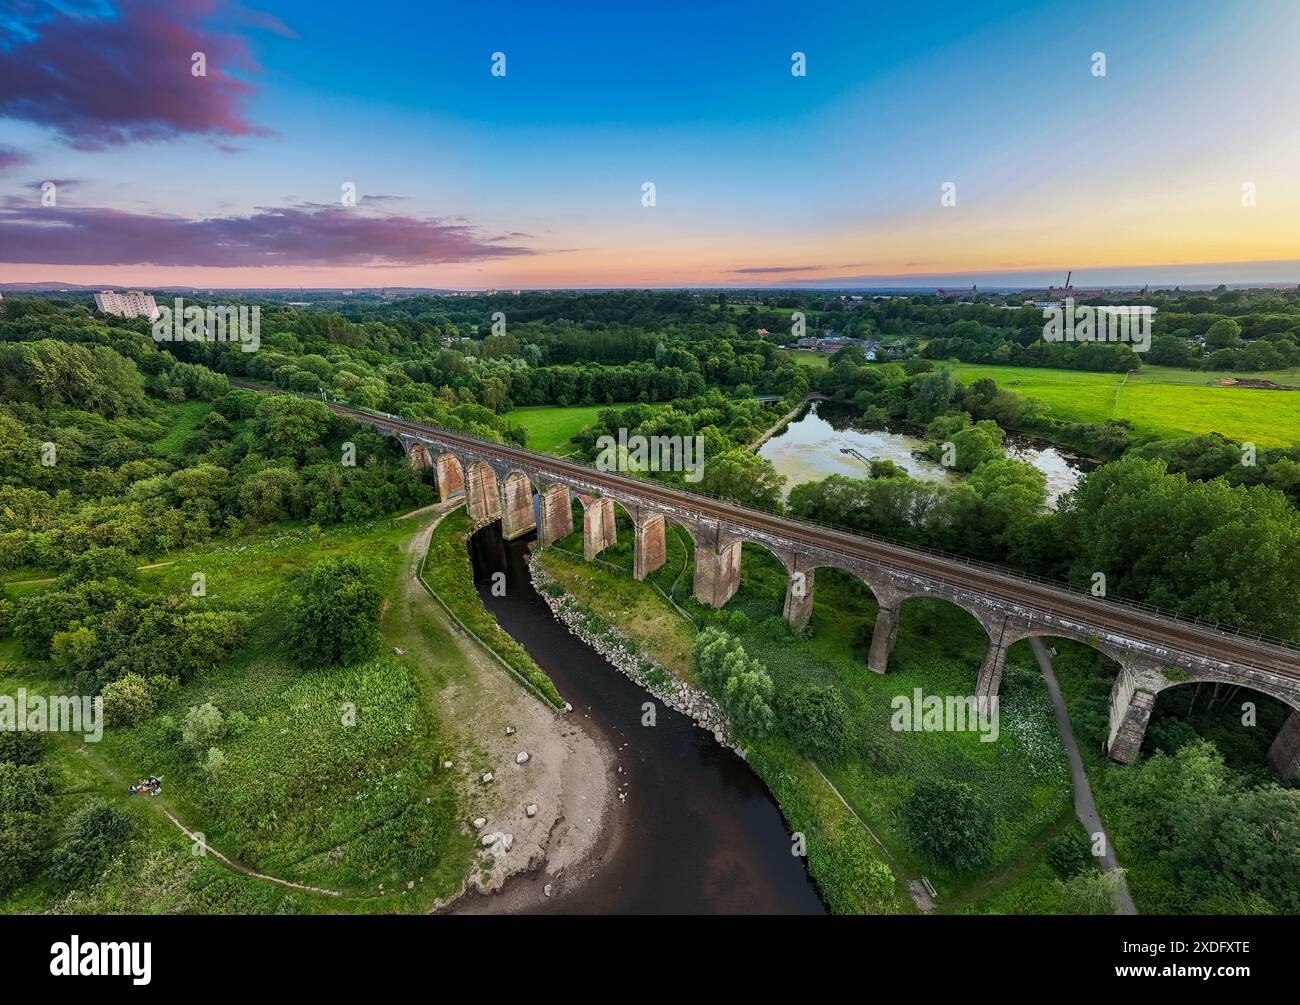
[758,401,1091,507]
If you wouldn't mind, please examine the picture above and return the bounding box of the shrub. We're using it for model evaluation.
[0,729,43,766]
[182,702,225,752]
[1046,826,1096,879]
[291,556,383,668]
[48,800,135,891]
[1059,868,1124,915]
[100,673,158,728]
[203,747,226,780]
[0,762,52,896]
[778,683,853,763]
[902,778,996,871]
[694,627,776,742]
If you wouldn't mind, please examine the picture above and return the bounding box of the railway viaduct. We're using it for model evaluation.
[357,404,1300,777]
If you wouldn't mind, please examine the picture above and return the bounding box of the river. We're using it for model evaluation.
[759,400,1091,506]
[467,521,826,914]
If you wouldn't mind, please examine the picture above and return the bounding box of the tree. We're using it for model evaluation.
[947,421,1004,472]
[722,664,777,740]
[56,546,136,587]
[1203,318,1244,351]
[693,627,777,742]
[907,366,960,422]
[1170,784,1300,913]
[47,800,135,891]
[778,683,852,762]
[182,702,226,752]
[902,778,995,870]
[203,747,227,781]
[1058,456,1300,636]
[237,467,301,524]
[0,729,43,766]
[699,450,786,510]
[100,673,159,728]
[255,394,334,460]
[291,556,383,668]
[0,762,52,896]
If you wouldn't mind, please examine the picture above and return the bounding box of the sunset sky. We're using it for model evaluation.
[2,0,1299,289]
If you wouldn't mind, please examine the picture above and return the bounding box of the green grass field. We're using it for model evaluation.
[946,363,1300,446]
[790,350,830,370]
[509,404,621,454]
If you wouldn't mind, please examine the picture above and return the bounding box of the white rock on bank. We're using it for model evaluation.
[516,751,529,764]
[526,803,537,818]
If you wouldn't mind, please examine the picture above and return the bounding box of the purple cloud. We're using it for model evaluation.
[732,265,827,274]
[0,145,31,172]
[0,202,537,266]
[0,0,274,150]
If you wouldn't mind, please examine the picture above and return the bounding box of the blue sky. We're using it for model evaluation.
[2,0,1297,287]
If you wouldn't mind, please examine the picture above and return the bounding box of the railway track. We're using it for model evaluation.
[243,386,1300,680]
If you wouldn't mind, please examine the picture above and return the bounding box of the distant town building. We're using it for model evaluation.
[1022,285,1106,300]
[793,334,873,353]
[93,290,159,320]
[936,286,978,300]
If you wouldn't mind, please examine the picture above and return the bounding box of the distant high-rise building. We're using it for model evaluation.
[93,290,159,320]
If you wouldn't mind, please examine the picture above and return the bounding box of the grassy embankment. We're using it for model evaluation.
[0,513,499,914]
[421,507,564,708]
[539,506,1072,913]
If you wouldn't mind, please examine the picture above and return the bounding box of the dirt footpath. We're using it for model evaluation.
[391,504,614,912]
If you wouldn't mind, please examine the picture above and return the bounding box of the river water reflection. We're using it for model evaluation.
[759,401,1090,506]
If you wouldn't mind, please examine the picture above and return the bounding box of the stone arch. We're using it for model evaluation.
[874,589,993,683]
[598,499,666,582]
[500,469,537,541]
[464,459,502,524]
[999,623,1131,670]
[710,537,791,621]
[1159,671,1300,715]
[407,441,434,471]
[647,514,700,601]
[434,451,465,502]
[1136,673,1300,779]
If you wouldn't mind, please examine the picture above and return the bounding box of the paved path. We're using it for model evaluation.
[1030,637,1137,915]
